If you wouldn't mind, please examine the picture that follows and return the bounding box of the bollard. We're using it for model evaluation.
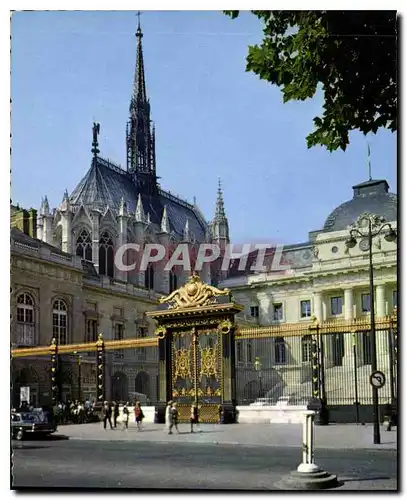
[297,410,320,474]
[275,410,338,490]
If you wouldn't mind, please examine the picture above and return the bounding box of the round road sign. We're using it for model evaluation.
[369,371,386,389]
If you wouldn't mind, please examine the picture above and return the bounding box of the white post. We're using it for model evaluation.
[297,410,320,473]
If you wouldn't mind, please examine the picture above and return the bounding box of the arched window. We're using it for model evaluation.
[145,264,154,290]
[99,232,114,278]
[76,229,92,261]
[169,270,178,293]
[274,336,286,364]
[16,293,35,346]
[301,335,313,363]
[52,299,68,345]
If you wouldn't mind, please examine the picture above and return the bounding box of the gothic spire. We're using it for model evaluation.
[126,13,158,195]
[160,205,170,233]
[132,11,147,105]
[212,178,229,243]
[215,178,226,220]
[135,193,145,222]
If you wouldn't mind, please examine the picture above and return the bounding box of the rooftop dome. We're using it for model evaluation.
[323,179,397,233]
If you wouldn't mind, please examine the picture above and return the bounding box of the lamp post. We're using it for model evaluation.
[73,351,82,402]
[254,356,263,398]
[345,212,397,445]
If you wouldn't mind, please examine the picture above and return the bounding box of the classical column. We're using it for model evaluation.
[313,292,323,322]
[342,288,359,368]
[344,288,353,320]
[375,284,389,369]
[375,284,386,318]
[258,294,271,325]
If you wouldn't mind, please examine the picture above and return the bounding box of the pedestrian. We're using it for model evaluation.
[190,403,199,433]
[121,402,130,431]
[169,402,179,435]
[102,400,113,430]
[113,401,120,428]
[134,401,144,431]
[164,400,173,433]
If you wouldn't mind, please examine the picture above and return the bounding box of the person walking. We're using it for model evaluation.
[190,403,199,433]
[169,402,179,435]
[134,401,144,431]
[121,402,130,431]
[102,401,113,430]
[113,401,120,429]
[164,400,173,433]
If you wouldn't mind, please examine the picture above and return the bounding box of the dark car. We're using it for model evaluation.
[11,412,57,441]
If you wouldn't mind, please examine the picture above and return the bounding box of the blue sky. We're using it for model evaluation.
[11,10,397,244]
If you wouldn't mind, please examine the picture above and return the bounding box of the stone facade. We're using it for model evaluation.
[11,228,160,407]
[221,179,398,407]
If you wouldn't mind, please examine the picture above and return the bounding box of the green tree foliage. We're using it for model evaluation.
[224,11,397,151]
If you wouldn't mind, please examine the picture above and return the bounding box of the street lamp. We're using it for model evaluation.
[254,356,263,398]
[345,212,397,445]
[73,351,82,402]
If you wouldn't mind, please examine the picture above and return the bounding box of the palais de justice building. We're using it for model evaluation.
[221,178,397,417]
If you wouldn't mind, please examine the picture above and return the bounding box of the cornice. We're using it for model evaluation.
[83,283,158,305]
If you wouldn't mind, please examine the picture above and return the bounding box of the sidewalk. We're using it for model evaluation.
[55,422,397,450]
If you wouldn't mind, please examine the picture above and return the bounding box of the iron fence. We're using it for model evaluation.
[234,327,397,416]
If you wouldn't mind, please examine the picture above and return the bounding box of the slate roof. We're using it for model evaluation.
[69,157,207,241]
[323,179,397,233]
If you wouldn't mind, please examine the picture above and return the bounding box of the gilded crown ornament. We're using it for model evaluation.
[217,319,233,334]
[159,273,230,310]
[154,325,167,339]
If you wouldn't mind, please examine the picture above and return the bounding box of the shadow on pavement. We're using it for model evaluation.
[12,445,52,450]
[342,476,391,482]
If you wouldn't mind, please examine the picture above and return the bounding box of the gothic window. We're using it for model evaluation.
[52,299,68,345]
[76,229,92,261]
[86,319,97,343]
[301,335,313,363]
[16,293,35,346]
[99,232,114,278]
[274,337,286,364]
[169,270,178,293]
[145,264,154,290]
[300,300,312,318]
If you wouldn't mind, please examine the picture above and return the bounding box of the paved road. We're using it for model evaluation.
[51,422,398,450]
[12,437,397,490]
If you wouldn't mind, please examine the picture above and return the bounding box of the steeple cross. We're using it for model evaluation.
[136,11,143,37]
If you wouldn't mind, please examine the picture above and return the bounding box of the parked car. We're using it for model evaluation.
[11,412,57,441]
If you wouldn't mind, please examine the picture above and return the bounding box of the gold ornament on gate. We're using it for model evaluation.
[174,348,191,379]
[159,273,230,309]
[217,319,232,334]
[200,347,217,378]
[154,326,167,339]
